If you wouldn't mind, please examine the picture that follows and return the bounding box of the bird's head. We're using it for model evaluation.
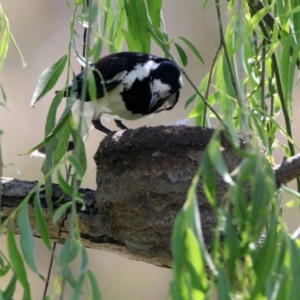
[149,61,183,111]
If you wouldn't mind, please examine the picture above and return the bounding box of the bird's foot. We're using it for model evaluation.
[92,119,113,134]
[114,119,128,130]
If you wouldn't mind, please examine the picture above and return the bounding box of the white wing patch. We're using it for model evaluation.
[123,60,158,90]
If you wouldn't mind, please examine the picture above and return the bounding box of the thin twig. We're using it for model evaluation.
[42,242,57,299]
[215,0,241,104]
[202,43,222,126]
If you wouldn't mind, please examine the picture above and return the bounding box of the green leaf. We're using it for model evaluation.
[0,264,10,277]
[70,273,84,300]
[31,55,67,106]
[185,228,208,294]
[67,155,85,180]
[7,228,31,297]
[179,36,204,64]
[289,237,300,298]
[53,202,72,224]
[80,247,89,275]
[57,169,74,196]
[3,274,17,300]
[34,193,52,250]
[0,29,9,70]
[201,150,217,206]
[185,93,197,109]
[146,0,162,28]
[63,267,77,288]
[113,2,126,52]
[69,118,87,180]
[53,122,71,165]
[88,69,97,101]
[217,268,231,300]
[121,29,140,52]
[207,136,234,186]
[0,83,7,102]
[60,237,79,266]
[86,269,102,300]
[172,211,186,273]
[18,204,39,274]
[174,42,188,66]
[124,0,151,52]
[252,217,277,297]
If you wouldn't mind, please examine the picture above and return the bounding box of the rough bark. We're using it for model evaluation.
[0,125,298,267]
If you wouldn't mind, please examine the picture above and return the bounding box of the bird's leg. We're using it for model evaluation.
[92,119,112,134]
[114,119,128,130]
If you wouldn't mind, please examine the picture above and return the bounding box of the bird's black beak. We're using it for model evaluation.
[148,92,161,111]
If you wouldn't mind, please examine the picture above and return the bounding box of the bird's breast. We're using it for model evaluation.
[92,84,146,121]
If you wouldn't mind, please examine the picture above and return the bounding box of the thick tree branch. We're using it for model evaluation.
[1,126,300,267]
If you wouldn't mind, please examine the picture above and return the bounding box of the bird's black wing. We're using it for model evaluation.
[69,52,159,101]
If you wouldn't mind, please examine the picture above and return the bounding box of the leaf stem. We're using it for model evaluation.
[202,43,222,126]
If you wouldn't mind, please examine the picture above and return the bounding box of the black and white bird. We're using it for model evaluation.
[64,52,183,134]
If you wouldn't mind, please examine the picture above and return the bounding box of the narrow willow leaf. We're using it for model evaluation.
[18,204,39,274]
[185,93,197,109]
[31,55,67,106]
[172,211,186,273]
[146,0,162,28]
[68,155,85,180]
[41,91,65,217]
[69,117,87,179]
[9,32,26,67]
[53,202,72,224]
[80,247,88,275]
[3,274,17,300]
[201,150,217,206]
[7,228,31,297]
[121,29,140,52]
[185,229,208,294]
[57,169,74,196]
[179,36,204,64]
[251,217,277,297]
[70,273,84,300]
[113,3,126,52]
[86,269,102,300]
[288,238,300,299]
[103,0,114,34]
[124,0,150,52]
[88,69,97,101]
[0,264,10,277]
[60,237,79,266]
[217,268,231,300]
[53,122,71,165]
[34,193,52,250]
[224,214,240,282]
[0,29,9,70]
[251,156,275,229]
[63,267,77,288]
[174,42,188,66]
[0,83,7,102]
[208,137,234,186]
